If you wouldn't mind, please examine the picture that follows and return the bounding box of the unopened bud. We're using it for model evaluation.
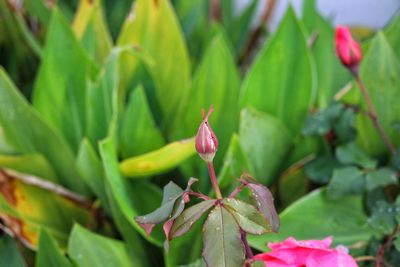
[335,26,362,72]
[195,107,218,162]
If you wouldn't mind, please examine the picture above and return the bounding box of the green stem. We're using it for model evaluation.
[353,72,396,155]
[207,161,222,199]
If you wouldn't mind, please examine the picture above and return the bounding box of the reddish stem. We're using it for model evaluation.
[353,71,396,155]
[241,230,254,259]
[229,183,248,198]
[185,191,210,201]
[207,161,222,199]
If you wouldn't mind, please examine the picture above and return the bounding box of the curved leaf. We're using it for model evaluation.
[36,229,72,267]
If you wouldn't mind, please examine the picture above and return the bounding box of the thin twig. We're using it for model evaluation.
[238,0,276,64]
[229,182,248,198]
[334,81,354,101]
[355,256,376,262]
[240,230,254,259]
[1,169,92,209]
[376,224,400,267]
[280,154,316,178]
[186,191,210,201]
[209,0,221,22]
[207,162,222,199]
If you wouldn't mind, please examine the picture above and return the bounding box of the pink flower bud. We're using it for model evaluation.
[335,26,362,71]
[195,107,218,162]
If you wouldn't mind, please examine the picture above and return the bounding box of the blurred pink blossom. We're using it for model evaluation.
[253,236,358,267]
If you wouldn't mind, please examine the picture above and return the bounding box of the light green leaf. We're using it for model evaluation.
[0,68,87,193]
[0,236,26,267]
[335,142,377,169]
[117,0,191,131]
[33,8,96,151]
[384,12,400,59]
[249,189,375,250]
[328,167,365,199]
[120,138,195,178]
[356,32,400,155]
[365,168,398,191]
[120,86,165,159]
[239,107,292,184]
[240,6,315,135]
[68,224,130,267]
[36,229,72,267]
[203,206,245,267]
[223,198,271,235]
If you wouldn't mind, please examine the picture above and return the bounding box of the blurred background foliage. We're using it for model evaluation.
[0,0,399,266]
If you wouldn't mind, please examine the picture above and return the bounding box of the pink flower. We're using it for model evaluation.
[335,26,362,70]
[253,237,358,267]
[195,106,218,162]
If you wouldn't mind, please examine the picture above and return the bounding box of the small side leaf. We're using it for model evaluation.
[365,168,398,191]
[336,142,377,169]
[327,167,365,199]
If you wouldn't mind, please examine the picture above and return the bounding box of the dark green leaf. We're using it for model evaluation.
[368,201,398,235]
[223,198,271,235]
[335,142,377,169]
[240,6,315,135]
[304,155,340,184]
[68,224,131,267]
[36,229,72,267]
[239,107,292,184]
[0,68,87,194]
[334,108,357,143]
[366,168,398,191]
[170,199,216,238]
[120,86,165,159]
[302,102,343,136]
[249,188,375,250]
[33,9,96,151]
[279,169,308,208]
[328,167,365,199]
[203,206,245,267]
[0,236,26,267]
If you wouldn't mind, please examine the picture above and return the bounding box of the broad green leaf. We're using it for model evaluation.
[223,198,271,235]
[73,0,112,64]
[203,206,245,267]
[0,236,26,267]
[0,176,89,248]
[304,155,340,184]
[302,0,350,108]
[120,138,195,178]
[0,68,87,193]
[76,139,109,212]
[279,169,308,208]
[239,108,292,184]
[174,32,240,167]
[170,199,216,238]
[384,13,400,59]
[36,229,72,267]
[99,138,164,246]
[68,224,130,267]
[249,189,375,250]
[365,168,398,191]
[240,6,315,135]
[328,167,365,199]
[356,32,400,155]
[217,134,254,191]
[33,9,95,151]
[0,154,57,183]
[117,0,191,131]
[335,143,377,169]
[120,86,165,159]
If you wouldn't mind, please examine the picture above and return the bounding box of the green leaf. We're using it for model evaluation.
[217,134,254,190]
[68,224,131,267]
[240,6,315,135]
[356,32,400,155]
[302,102,343,136]
[117,0,191,131]
[302,0,351,108]
[170,199,216,238]
[203,206,245,267]
[0,68,87,194]
[279,169,308,208]
[120,86,165,159]
[368,200,398,235]
[120,138,195,178]
[335,142,377,169]
[0,154,57,183]
[72,0,113,64]
[32,9,95,151]
[99,138,164,246]
[239,107,292,184]
[36,229,72,267]
[0,236,26,267]
[174,32,240,167]
[304,155,340,184]
[177,259,206,267]
[366,168,398,191]
[223,198,271,235]
[249,188,375,250]
[334,108,357,143]
[384,12,400,59]
[327,167,365,199]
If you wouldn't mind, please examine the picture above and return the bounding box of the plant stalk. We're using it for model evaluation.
[241,230,254,259]
[353,71,396,155]
[207,161,222,199]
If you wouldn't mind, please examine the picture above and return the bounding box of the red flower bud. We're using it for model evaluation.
[195,107,218,162]
[335,26,362,70]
